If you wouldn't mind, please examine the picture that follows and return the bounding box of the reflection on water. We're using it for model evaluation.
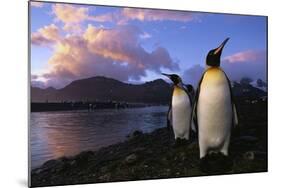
[30,106,168,169]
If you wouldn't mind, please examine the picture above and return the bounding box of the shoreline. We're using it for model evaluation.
[31,102,167,112]
[31,99,267,187]
[31,127,267,187]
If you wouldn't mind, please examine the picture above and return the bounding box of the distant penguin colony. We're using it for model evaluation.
[162,73,194,141]
[163,38,239,162]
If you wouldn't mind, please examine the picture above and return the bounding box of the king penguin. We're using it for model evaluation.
[192,38,238,159]
[162,73,194,141]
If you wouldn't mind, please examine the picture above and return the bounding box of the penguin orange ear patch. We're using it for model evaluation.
[29,1,268,187]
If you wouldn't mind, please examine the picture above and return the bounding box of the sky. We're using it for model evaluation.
[30,1,267,89]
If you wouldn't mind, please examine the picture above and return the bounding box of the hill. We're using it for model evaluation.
[31,76,172,104]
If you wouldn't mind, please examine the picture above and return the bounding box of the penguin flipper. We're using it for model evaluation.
[167,104,172,130]
[183,84,197,133]
[232,103,239,127]
[191,99,198,132]
[191,118,196,132]
[191,71,207,133]
[222,70,239,128]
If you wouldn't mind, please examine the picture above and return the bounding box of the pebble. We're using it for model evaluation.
[125,154,137,164]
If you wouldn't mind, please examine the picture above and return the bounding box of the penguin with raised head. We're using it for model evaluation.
[162,74,194,141]
[192,38,238,161]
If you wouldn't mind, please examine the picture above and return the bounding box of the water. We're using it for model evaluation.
[30,106,168,169]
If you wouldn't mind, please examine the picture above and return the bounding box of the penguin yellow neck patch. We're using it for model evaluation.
[203,67,225,84]
[173,86,186,96]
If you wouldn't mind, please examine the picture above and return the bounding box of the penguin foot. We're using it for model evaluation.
[199,152,233,174]
[173,138,191,147]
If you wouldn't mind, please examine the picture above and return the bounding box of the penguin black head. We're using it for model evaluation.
[162,73,182,85]
[206,38,229,67]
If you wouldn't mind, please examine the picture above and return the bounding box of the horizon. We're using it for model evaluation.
[30,1,267,89]
[31,75,169,89]
[31,74,268,90]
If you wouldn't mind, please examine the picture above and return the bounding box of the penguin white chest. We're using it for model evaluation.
[197,68,232,157]
[172,87,191,139]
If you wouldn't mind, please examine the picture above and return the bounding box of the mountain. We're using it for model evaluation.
[250,79,268,92]
[232,82,267,98]
[31,76,172,104]
[31,76,267,104]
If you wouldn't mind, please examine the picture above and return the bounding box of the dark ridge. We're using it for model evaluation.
[31,76,172,104]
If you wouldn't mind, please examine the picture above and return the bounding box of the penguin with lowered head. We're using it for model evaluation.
[162,73,195,143]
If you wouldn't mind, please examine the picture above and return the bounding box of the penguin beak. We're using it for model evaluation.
[214,38,230,55]
[161,73,171,79]
[162,73,174,83]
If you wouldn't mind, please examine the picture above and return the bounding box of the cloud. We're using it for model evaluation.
[183,50,267,87]
[90,12,116,23]
[31,80,46,88]
[31,24,61,46]
[140,32,152,39]
[120,8,196,23]
[31,75,38,80]
[182,64,205,86]
[223,50,264,63]
[180,25,187,30]
[222,50,267,81]
[52,4,90,24]
[64,6,199,25]
[33,25,178,88]
[30,1,44,8]
[52,4,93,33]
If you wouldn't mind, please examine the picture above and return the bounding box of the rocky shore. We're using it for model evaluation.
[31,99,267,187]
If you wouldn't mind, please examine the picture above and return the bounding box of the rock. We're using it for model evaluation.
[132,147,145,152]
[243,151,255,160]
[174,138,190,147]
[179,152,187,161]
[100,166,108,173]
[236,136,258,143]
[41,159,63,171]
[70,160,76,166]
[98,173,111,181]
[243,151,267,161]
[33,168,43,174]
[133,130,143,137]
[161,157,169,165]
[187,141,198,150]
[125,154,137,164]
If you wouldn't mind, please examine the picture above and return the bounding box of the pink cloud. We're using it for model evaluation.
[31,24,61,46]
[223,50,264,63]
[222,50,266,81]
[121,8,195,23]
[46,4,199,35]
[52,4,90,24]
[89,8,199,25]
[33,25,178,88]
[52,4,93,33]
